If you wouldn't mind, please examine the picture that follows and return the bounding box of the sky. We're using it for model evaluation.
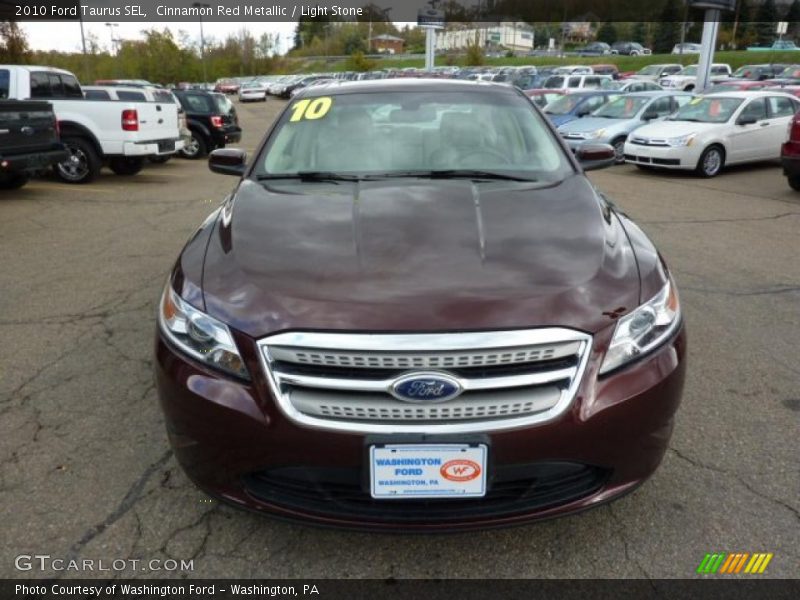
[22,21,298,55]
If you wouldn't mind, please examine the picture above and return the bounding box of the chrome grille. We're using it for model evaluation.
[258,329,592,434]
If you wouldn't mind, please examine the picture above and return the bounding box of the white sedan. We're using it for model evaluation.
[238,82,267,102]
[623,91,800,177]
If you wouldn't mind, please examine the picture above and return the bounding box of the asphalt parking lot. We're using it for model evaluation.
[1,98,798,580]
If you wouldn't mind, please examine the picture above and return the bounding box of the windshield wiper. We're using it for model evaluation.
[383,169,536,182]
[256,171,366,182]
[668,117,703,122]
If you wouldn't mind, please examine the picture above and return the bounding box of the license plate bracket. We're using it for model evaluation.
[369,443,487,500]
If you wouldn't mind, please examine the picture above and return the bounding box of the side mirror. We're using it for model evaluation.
[737,115,757,126]
[642,110,659,121]
[576,143,617,171]
[577,108,591,117]
[208,148,247,176]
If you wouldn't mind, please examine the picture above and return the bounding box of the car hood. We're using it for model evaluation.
[559,116,632,135]
[548,113,579,127]
[632,120,722,139]
[200,176,641,338]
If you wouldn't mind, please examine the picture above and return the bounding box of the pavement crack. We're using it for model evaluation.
[642,211,800,226]
[668,447,800,522]
[64,450,173,564]
[607,504,657,586]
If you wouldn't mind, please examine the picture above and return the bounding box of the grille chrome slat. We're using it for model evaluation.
[279,366,576,393]
[268,341,580,369]
[290,387,562,422]
[257,328,592,434]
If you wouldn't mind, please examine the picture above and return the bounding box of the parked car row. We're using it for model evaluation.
[0,64,243,188]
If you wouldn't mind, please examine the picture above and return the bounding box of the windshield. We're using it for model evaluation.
[780,66,800,78]
[670,97,743,123]
[733,66,757,78]
[679,66,698,76]
[543,76,565,88]
[594,96,650,119]
[545,94,585,114]
[256,91,572,182]
[213,94,234,114]
[638,65,662,76]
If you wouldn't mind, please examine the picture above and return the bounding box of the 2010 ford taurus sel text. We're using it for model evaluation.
[154,79,686,531]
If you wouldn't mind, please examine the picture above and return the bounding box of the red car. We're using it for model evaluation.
[214,78,240,94]
[781,106,800,190]
[155,80,686,531]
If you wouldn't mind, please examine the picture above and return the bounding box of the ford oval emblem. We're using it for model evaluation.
[390,372,463,403]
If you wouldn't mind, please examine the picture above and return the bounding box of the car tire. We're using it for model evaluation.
[0,173,29,190]
[611,136,627,164]
[55,137,102,184]
[630,50,640,56]
[148,155,171,164]
[787,174,800,191]
[180,131,208,159]
[696,145,725,178]
[109,157,145,176]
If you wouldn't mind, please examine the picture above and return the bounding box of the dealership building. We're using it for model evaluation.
[435,22,534,53]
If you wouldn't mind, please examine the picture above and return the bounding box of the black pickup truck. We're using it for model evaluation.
[0,100,66,190]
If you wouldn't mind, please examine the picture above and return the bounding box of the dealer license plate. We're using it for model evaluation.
[369,444,487,499]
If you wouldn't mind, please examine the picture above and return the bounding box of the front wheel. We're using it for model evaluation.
[109,157,145,176]
[696,145,725,178]
[611,136,627,164]
[787,174,800,191]
[55,137,102,184]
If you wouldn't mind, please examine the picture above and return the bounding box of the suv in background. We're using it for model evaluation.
[576,42,611,56]
[173,90,242,159]
[611,41,652,56]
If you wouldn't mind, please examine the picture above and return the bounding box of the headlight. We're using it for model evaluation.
[158,283,250,379]
[599,279,681,375]
[666,133,696,147]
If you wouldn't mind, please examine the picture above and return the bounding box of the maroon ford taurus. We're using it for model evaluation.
[155,79,686,530]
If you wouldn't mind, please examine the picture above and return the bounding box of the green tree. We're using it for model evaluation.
[465,30,485,66]
[754,0,778,46]
[0,21,30,63]
[631,21,647,45]
[654,0,681,54]
[596,22,617,45]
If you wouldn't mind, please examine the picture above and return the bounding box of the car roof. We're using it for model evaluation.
[703,90,796,98]
[623,90,691,97]
[301,78,525,97]
[1,65,75,76]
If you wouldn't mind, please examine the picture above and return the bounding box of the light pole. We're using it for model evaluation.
[105,22,119,56]
[193,2,211,85]
[78,2,88,79]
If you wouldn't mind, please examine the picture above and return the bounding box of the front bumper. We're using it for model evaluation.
[123,138,185,157]
[781,141,800,176]
[623,142,699,170]
[155,322,687,531]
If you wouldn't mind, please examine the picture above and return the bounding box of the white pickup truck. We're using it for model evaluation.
[0,65,183,183]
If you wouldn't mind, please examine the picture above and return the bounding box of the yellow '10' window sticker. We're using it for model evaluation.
[289,97,333,122]
[689,97,703,105]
